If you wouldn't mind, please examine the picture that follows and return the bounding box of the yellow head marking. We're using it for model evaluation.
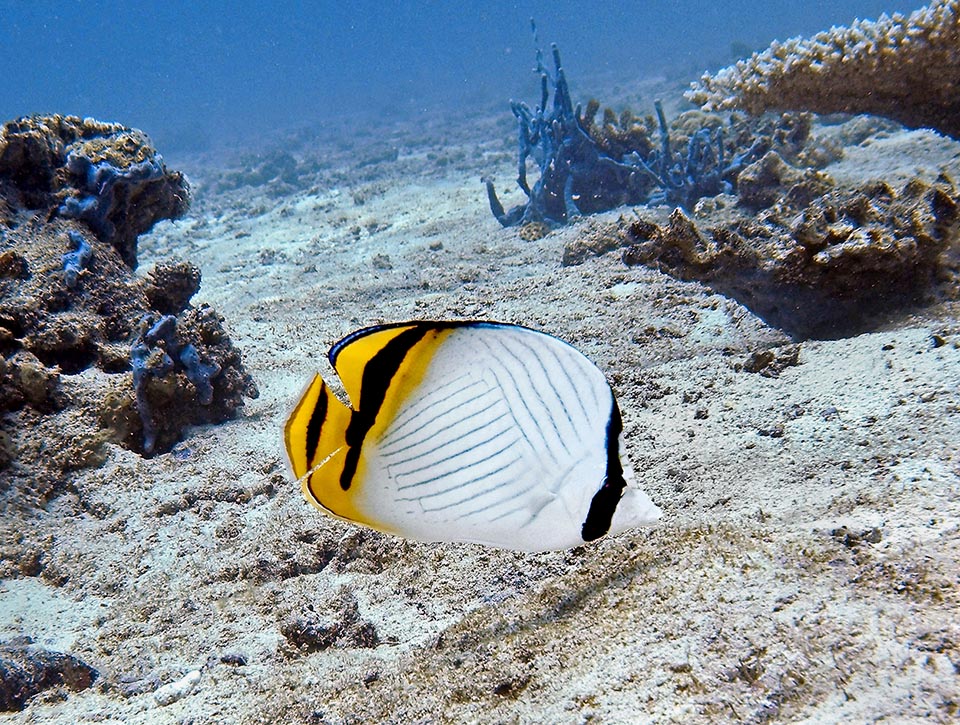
[285,323,453,532]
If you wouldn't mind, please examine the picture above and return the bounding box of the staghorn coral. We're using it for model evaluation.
[686,0,960,139]
[485,28,839,228]
[483,42,653,228]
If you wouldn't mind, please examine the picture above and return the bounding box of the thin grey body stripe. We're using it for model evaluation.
[417,457,525,512]
[380,374,482,442]
[461,483,537,518]
[487,500,531,523]
[379,387,493,448]
[542,341,593,424]
[515,337,582,438]
[396,445,523,499]
[398,451,523,503]
[390,421,515,483]
[381,408,511,462]
[479,336,561,464]
[484,363,557,467]
[395,437,522,492]
[380,398,505,458]
[500,340,571,458]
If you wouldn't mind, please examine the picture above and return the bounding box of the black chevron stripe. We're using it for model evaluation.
[304,380,328,469]
[339,324,431,490]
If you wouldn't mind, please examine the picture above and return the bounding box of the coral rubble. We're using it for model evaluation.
[686,0,960,139]
[0,115,257,503]
[613,174,960,338]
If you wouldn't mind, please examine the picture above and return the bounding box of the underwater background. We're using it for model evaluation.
[1,1,958,723]
[0,1,925,149]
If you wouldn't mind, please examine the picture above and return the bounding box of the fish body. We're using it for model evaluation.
[283,321,661,551]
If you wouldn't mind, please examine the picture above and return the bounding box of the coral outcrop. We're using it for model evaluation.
[0,116,257,504]
[483,43,652,228]
[483,40,752,227]
[686,0,960,140]
[0,115,189,266]
[613,174,960,338]
[485,28,843,229]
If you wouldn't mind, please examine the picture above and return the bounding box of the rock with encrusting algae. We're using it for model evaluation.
[615,174,960,338]
[0,640,98,712]
[0,115,257,505]
[0,114,190,267]
[686,0,960,140]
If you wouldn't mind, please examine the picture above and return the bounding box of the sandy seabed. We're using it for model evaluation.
[2,100,959,724]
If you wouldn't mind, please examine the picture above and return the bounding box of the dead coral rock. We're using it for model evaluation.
[741,345,802,377]
[789,178,959,288]
[687,0,960,139]
[4,351,60,411]
[562,210,672,267]
[0,114,189,267]
[621,175,960,338]
[736,151,834,211]
[0,640,98,712]
[0,116,121,203]
[518,221,550,241]
[142,261,202,315]
[0,219,150,373]
[0,115,256,500]
[0,250,28,279]
[281,590,380,655]
[128,305,259,456]
[622,208,719,271]
[582,99,657,165]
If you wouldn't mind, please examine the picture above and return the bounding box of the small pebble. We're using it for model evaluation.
[821,406,839,420]
[154,669,201,706]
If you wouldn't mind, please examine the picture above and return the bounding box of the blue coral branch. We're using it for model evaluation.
[59,152,168,266]
[130,313,220,454]
[61,230,92,288]
[484,29,751,229]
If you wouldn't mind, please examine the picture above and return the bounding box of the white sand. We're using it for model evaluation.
[2,115,959,724]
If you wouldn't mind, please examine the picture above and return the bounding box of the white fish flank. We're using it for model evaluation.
[359,325,612,548]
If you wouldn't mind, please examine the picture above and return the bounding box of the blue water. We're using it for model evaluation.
[0,1,925,150]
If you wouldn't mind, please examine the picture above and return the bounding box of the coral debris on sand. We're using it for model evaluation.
[610,173,960,338]
[686,0,960,139]
[0,116,257,505]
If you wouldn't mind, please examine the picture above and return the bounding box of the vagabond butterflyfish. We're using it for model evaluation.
[283,321,661,552]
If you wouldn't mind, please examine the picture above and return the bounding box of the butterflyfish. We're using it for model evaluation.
[283,321,661,552]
